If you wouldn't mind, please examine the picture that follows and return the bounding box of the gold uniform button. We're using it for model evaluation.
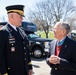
[23,42,25,44]
[55,68,57,70]
[24,47,26,49]
[12,44,14,46]
[25,58,26,60]
[8,68,10,70]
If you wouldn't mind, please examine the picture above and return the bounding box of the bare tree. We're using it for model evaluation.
[67,13,76,30]
[0,16,6,22]
[27,0,76,38]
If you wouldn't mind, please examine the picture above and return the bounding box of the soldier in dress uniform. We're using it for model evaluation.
[0,5,33,75]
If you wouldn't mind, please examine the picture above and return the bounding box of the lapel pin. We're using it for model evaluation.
[65,45,67,48]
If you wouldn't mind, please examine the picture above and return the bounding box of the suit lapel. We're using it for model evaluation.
[51,40,57,55]
[59,37,70,57]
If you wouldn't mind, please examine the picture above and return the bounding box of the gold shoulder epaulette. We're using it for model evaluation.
[3,73,8,75]
[28,62,32,65]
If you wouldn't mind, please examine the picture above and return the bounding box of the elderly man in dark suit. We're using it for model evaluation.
[0,5,32,75]
[46,22,76,75]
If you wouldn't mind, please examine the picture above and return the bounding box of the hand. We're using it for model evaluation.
[49,55,60,64]
[28,69,33,75]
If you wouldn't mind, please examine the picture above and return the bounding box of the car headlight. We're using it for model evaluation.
[36,42,40,44]
[44,42,50,48]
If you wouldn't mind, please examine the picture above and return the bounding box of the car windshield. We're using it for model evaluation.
[28,34,39,38]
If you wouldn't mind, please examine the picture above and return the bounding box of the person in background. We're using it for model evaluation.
[0,5,33,75]
[46,22,76,75]
[67,30,72,39]
[67,30,76,41]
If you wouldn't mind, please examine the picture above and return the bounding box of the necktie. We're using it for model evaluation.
[55,41,62,56]
[16,27,19,33]
[16,27,24,39]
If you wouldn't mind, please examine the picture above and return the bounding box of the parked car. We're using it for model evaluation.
[71,30,76,41]
[0,21,53,58]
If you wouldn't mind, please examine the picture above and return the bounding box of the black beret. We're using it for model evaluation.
[5,5,25,16]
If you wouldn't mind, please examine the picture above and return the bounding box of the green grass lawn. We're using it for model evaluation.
[35,30,55,39]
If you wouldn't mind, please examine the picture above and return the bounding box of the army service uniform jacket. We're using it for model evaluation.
[46,37,76,75]
[0,24,32,75]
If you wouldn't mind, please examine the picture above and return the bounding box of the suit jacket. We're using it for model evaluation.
[46,37,76,75]
[0,24,32,75]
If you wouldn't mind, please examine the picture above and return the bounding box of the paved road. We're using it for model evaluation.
[31,57,51,75]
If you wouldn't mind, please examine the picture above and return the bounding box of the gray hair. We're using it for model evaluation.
[61,23,71,34]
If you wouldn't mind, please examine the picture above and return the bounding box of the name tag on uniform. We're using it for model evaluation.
[9,38,15,43]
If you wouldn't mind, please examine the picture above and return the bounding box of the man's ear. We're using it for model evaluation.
[63,29,66,35]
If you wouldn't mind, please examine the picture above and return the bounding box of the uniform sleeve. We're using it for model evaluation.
[28,60,32,69]
[0,31,8,75]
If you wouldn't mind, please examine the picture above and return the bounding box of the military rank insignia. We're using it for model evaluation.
[11,47,15,52]
[9,38,15,44]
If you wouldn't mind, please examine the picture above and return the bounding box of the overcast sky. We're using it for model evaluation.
[0,0,43,21]
[0,0,76,21]
[0,0,42,16]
